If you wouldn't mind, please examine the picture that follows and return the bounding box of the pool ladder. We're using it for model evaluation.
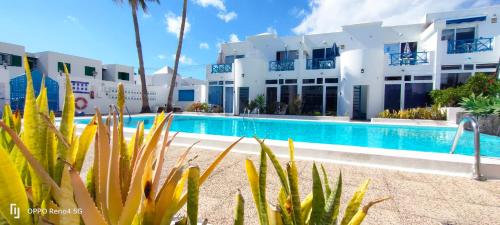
[449,115,486,181]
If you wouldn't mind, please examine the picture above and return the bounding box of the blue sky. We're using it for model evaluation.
[1,0,498,80]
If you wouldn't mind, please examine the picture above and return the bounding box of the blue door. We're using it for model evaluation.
[224,87,233,113]
[208,86,223,106]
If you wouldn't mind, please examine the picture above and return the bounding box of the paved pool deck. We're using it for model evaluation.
[164,146,500,225]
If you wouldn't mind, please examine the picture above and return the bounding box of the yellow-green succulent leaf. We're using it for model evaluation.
[347,197,391,225]
[288,139,295,162]
[340,179,370,225]
[118,115,168,225]
[310,163,325,225]
[286,162,302,225]
[108,113,124,225]
[267,204,283,225]
[187,166,200,225]
[86,166,95,200]
[300,193,313,224]
[233,190,244,225]
[59,167,80,224]
[69,166,108,225]
[0,146,32,225]
[258,149,269,225]
[74,117,97,171]
[256,137,290,195]
[322,172,343,225]
[55,62,75,185]
[0,104,14,151]
[320,164,331,197]
[156,167,186,225]
[245,159,260,211]
[47,112,57,178]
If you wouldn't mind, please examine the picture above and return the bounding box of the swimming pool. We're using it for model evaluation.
[75,115,500,158]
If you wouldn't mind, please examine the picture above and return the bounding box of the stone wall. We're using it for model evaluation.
[457,112,500,136]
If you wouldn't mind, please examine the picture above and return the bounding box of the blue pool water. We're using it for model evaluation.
[76,115,500,157]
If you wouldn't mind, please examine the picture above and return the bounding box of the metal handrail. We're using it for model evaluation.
[450,115,486,181]
[447,37,493,54]
[211,64,232,73]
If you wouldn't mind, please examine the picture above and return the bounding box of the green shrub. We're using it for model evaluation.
[460,94,500,116]
[431,73,500,107]
[186,102,209,112]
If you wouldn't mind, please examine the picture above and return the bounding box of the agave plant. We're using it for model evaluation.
[0,55,243,225]
[239,138,389,225]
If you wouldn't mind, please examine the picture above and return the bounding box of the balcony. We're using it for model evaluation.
[388,52,429,66]
[306,59,335,70]
[447,38,493,54]
[269,60,295,71]
[211,64,232,73]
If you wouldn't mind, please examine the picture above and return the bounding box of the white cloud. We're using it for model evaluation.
[293,0,497,34]
[157,54,166,60]
[143,13,152,19]
[199,42,210,49]
[266,26,278,35]
[217,11,237,22]
[193,0,238,22]
[172,54,194,65]
[165,12,191,37]
[229,33,240,43]
[193,0,226,11]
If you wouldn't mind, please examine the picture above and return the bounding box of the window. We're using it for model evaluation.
[384,76,402,81]
[118,72,130,81]
[325,86,338,115]
[384,84,401,111]
[58,62,71,73]
[84,66,96,76]
[279,79,284,84]
[285,79,297,84]
[302,86,323,114]
[208,81,218,85]
[224,55,245,64]
[476,63,497,69]
[384,43,400,53]
[464,64,474,70]
[178,90,194,101]
[276,50,298,61]
[325,78,338,83]
[441,65,461,70]
[265,79,278,84]
[414,75,433,81]
[441,29,455,41]
[239,87,249,112]
[218,81,224,85]
[456,27,475,41]
[10,55,22,67]
[440,73,472,89]
[225,81,234,84]
[316,78,323,84]
[404,75,412,81]
[302,79,315,84]
[404,83,432,109]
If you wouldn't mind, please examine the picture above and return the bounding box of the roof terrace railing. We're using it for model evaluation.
[388,52,429,66]
[306,58,335,70]
[211,64,232,73]
[269,60,295,71]
[447,38,493,54]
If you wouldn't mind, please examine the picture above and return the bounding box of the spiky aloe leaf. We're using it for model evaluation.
[233,190,244,225]
[108,113,124,225]
[59,166,80,224]
[278,188,292,225]
[340,179,370,225]
[300,193,313,224]
[0,104,15,151]
[310,163,325,225]
[74,117,97,171]
[347,197,391,225]
[69,166,108,225]
[47,112,57,178]
[86,166,95,200]
[267,204,283,225]
[258,149,269,225]
[187,166,200,225]
[286,162,302,225]
[118,115,168,225]
[245,159,261,219]
[322,172,342,225]
[321,164,331,197]
[55,62,75,185]
[0,146,32,225]
[256,138,290,195]
[156,166,187,225]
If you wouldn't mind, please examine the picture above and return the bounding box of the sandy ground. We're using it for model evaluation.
[160,146,500,225]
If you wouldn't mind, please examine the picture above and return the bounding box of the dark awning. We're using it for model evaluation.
[446,16,486,25]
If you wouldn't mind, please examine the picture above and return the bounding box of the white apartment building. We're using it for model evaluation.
[206,6,500,119]
[0,42,206,114]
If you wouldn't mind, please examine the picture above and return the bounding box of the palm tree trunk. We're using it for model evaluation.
[132,6,151,113]
[166,0,187,112]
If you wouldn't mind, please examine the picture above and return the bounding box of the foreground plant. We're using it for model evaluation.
[239,138,389,225]
[0,55,243,224]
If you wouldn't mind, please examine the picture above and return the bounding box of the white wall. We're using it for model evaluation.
[0,42,25,76]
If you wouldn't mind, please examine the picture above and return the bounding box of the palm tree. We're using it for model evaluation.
[115,0,159,113]
[166,0,187,112]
